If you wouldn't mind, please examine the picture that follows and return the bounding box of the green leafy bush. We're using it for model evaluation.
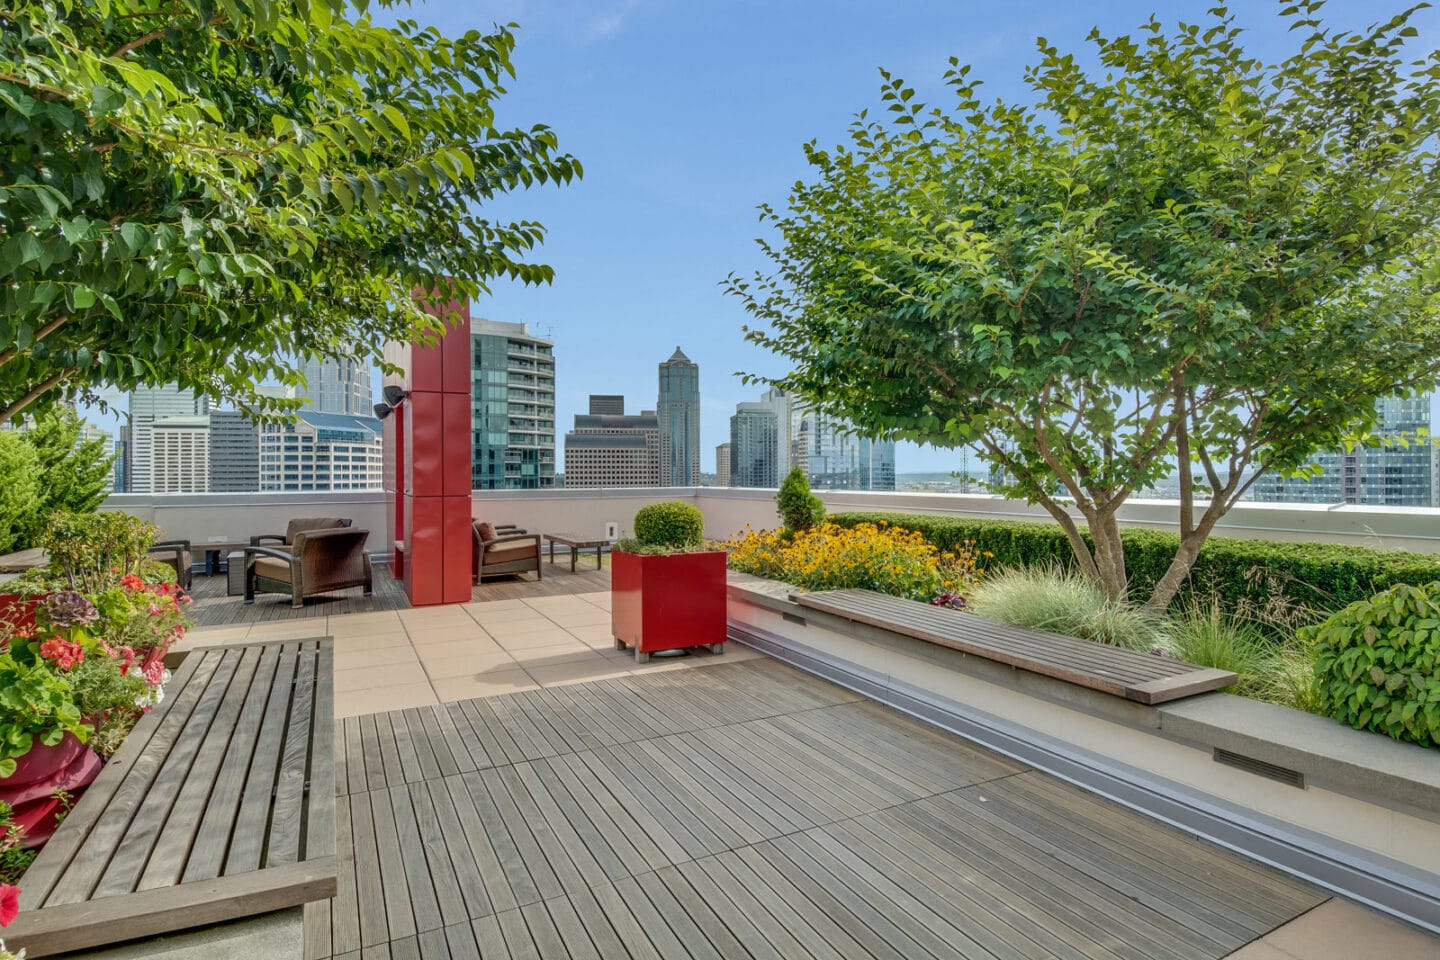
[0,432,41,555]
[631,501,705,549]
[776,467,825,533]
[1301,582,1440,747]
[966,564,1172,651]
[829,511,1440,616]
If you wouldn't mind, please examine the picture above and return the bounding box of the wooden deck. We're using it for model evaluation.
[793,588,1238,704]
[188,564,611,628]
[306,659,1326,959]
[11,640,336,957]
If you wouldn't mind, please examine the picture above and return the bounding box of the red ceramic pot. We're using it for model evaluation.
[611,550,727,657]
[0,595,40,637]
[1,733,102,848]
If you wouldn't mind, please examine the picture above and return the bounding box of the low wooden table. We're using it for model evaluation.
[543,532,607,572]
[196,540,253,576]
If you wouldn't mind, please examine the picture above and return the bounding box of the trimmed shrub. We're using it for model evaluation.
[1301,582,1440,747]
[966,564,1173,651]
[632,501,705,548]
[776,467,825,533]
[828,511,1440,615]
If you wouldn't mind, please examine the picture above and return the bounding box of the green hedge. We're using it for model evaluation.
[828,511,1440,614]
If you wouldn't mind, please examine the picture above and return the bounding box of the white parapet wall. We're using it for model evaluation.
[100,485,1440,556]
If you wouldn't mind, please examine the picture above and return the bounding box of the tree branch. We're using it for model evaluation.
[0,315,68,369]
[0,370,71,425]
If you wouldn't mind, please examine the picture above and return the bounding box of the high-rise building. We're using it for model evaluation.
[259,411,383,492]
[805,417,897,491]
[208,410,260,492]
[563,409,661,487]
[588,395,625,416]
[112,429,128,493]
[658,347,700,486]
[296,356,372,416]
[715,442,732,487]
[730,402,778,488]
[471,318,556,489]
[150,416,211,493]
[127,385,208,493]
[757,386,807,480]
[1254,393,1433,506]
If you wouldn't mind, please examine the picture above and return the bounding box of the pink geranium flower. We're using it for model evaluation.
[0,882,20,926]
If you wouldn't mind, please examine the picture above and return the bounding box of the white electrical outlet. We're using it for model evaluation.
[605,521,619,541]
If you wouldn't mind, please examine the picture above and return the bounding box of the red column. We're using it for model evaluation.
[388,298,473,606]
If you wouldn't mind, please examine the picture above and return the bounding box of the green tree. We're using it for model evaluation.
[1,0,579,424]
[17,408,115,546]
[0,432,41,554]
[776,466,825,533]
[729,3,1440,610]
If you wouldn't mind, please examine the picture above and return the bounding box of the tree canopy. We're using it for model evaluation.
[729,2,1440,609]
[0,0,579,423]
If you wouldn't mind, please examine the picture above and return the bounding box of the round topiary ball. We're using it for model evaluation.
[633,501,705,548]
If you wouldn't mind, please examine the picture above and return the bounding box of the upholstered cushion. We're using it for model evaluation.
[285,517,349,542]
[476,521,497,542]
[254,556,293,583]
[485,539,537,562]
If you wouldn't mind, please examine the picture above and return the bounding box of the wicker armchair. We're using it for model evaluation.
[249,517,352,551]
[147,539,193,591]
[472,521,542,584]
[244,528,373,608]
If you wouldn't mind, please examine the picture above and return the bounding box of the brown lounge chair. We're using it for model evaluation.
[472,521,542,584]
[250,517,352,551]
[244,528,373,608]
[147,539,193,591]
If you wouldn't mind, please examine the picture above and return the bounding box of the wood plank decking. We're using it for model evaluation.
[793,588,1238,704]
[10,639,337,957]
[306,659,1326,959]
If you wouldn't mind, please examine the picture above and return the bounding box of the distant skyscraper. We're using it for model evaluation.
[715,443,731,487]
[588,395,625,416]
[296,356,371,416]
[259,412,383,492]
[127,385,208,493]
[563,410,661,487]
[208,410,260,492]
[805,416,897,491]
[150,416,211,493]
[471,318,556,489]
[658,347,700,486]
[1254,393,1433,506]
[730,403,778,488]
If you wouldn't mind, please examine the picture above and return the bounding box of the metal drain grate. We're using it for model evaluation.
[1213,747,1305,789]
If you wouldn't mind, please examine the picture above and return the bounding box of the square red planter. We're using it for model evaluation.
[611,550,727,663]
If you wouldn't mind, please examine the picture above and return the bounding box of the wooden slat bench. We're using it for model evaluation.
[790,589,1237,704]
[8,639,336,957]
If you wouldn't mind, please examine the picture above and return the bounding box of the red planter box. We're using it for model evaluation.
[0,594,40,635]
[611,550,727,661]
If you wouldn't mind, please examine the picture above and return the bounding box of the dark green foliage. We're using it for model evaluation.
[1302,583,1440,747]
[776,467,825,533]
[632,501,705,549]
[0,431,41,554]
[15,409,115,547]
[828,511,1440,615]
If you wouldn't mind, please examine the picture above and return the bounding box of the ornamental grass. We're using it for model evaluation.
[726,521,985,602]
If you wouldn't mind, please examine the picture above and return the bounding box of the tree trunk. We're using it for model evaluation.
[1033,497,1103,585]
[1088,509,1129,601]
[1144,504,1225,612]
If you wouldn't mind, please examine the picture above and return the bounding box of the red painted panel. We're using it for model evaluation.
[441,305,472,394]
[611,551,727,652]
[442,496,473,604]
[441,393,472,498]
[405,496,445,606]
[405,392,444,496]
[410,334,444,390]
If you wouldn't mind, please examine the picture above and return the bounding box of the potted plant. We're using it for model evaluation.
[612,501,727,664]
[0,512,189,848]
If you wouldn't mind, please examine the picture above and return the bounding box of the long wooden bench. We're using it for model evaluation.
[8,639,336,957]
[790,589,1237,704]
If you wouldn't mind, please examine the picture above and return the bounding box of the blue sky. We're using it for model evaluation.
[401,0,1436,474]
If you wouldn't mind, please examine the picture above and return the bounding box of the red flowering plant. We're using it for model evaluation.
[0,512,190,776]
